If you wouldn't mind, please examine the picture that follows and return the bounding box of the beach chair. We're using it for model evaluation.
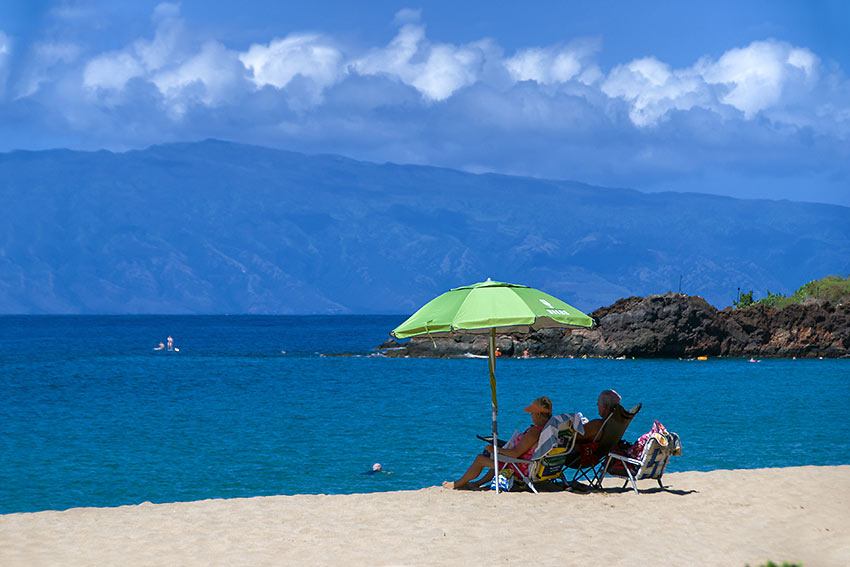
[495,412,584,494]
[566,403,642,489]
[599,430,681,494]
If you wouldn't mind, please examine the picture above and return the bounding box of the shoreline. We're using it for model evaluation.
[2,465,848,566]
[7,461,848,516]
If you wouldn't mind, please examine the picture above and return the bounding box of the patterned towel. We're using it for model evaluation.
[532,412,585,460]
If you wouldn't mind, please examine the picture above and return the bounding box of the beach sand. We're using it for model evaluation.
[2,466,848,566]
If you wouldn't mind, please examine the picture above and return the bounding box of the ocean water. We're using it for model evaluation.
[2,315,848,514]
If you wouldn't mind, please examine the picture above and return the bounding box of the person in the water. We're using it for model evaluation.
[362,463,390,475]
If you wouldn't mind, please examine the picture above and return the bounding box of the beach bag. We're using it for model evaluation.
[490,468,515,491]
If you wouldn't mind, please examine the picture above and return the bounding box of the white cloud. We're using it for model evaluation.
[602,57,708,126]
[239,34,343,97]
[700,41,818,117]
[410,42,483,100]
[84,51,145,91]
[152,2,181,21]
[393,8,422,25]
[351,23,485,101]
[505,41,601,86]
[153,41,245,109]
[69,8,835,132]
[603,40,822,125]
[5,6,850,206]
[82,4,185,92]
[133,7,183,73]
[81,4,251,115]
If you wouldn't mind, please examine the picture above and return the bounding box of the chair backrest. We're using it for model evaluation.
[635,436,672,480]
[555,419,578,452]
[528,413,581,482]
[592,403,642,458]
[532,412,582,460]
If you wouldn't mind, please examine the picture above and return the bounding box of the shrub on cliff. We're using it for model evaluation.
[734,275,850,310]
[733,290,755,308]
[794,274,850,304]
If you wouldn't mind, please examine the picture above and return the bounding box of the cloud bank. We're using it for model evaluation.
[2,4,849,205]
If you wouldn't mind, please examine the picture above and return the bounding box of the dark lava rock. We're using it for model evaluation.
[586,293,747,358]
[721,300,850,358]
[376,293,850,359]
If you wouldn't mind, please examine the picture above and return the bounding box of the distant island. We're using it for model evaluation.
[1,140,849,314]
[378,276,850,359]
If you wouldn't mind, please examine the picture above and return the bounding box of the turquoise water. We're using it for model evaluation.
[2,315,848,514]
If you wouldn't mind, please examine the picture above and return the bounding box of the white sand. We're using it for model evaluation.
[2,466,848,567]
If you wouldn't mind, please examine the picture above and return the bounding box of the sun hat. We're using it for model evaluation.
[524,396,552,414]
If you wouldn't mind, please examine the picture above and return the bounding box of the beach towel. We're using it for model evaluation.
[618,420,682,460]
[531,412,585,460]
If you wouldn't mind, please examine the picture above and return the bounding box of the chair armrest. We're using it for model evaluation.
[494,453,532,465]
[606,452,642,467]
[477,434,506,448]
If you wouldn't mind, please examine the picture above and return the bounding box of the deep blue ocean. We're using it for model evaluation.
[2,315,848,514]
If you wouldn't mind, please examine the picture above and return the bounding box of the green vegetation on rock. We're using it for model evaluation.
[735,275,850,310]
[733,290,755,308]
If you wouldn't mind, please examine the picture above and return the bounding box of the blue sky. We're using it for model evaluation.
[1,1,849,206]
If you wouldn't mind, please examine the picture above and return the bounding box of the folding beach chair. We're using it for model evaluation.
[599,429,682,494]
[565,403,642,489]
[495,412,584,494]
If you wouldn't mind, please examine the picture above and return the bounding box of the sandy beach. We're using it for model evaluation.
[2,465,848,567]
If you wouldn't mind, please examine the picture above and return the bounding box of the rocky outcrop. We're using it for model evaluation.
[377,293,850,358]
[587,294,746,357]
[721,299,850,358]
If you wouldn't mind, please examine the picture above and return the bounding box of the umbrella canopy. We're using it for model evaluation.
[391,280,593,338]
[390,279,594,492]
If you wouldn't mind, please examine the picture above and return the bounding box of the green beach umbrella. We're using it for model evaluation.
[391,279,594,492]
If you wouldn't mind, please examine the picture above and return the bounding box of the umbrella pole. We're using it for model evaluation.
[488,327,499,494]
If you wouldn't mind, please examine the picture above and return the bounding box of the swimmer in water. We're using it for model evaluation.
[362,463,391,475]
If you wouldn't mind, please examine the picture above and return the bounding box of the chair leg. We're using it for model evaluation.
[593,459,607,490]
[557,472,569,491]
[591,466,606,489]
[509,464,537,494]
[624,466,639,494]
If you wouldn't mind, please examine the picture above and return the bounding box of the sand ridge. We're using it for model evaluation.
[2,466,848,566]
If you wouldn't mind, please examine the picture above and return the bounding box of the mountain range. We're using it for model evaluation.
[1,139,848,314]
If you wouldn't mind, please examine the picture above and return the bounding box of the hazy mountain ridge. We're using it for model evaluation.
[1,139,848,314]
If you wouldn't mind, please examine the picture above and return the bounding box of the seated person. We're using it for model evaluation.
[577,389,621,442]
[443,396,552,490]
